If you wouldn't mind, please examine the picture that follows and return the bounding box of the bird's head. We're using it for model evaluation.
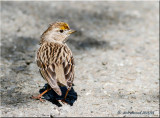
[41,22,75,43]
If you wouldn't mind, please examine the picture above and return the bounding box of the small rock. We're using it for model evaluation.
[102,62,107,65]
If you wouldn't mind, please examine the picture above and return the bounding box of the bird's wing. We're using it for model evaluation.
[63,55,74,88]
[54,44,75,88]
[37,60,62,96]
[37,42,74,96]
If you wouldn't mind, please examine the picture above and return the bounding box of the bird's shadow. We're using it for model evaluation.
[39,84,77,107]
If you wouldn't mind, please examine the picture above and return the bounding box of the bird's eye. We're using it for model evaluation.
[60,30,63,33]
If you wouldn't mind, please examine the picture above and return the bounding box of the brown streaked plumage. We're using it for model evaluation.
[32,22,75,103]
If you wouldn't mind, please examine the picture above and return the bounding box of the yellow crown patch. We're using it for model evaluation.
[59,23,70,30]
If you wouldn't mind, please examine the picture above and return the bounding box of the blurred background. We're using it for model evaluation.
[1,1,159,117]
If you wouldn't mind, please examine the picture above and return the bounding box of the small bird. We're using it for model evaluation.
[32,22,75,103]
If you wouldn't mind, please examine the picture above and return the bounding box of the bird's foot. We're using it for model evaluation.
[31,95,45,102]
[58,99,68,104]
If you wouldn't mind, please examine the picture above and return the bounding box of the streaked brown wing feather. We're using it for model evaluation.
[37,59,62,96]
[64,56,74,87]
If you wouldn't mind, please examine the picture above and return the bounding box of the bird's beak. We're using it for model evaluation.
[68,29,76,34]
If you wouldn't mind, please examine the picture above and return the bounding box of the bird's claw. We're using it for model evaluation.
[58,99,68,104]
[31,95,45,102]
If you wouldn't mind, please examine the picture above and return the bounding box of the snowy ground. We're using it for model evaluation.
[1,1,159,117]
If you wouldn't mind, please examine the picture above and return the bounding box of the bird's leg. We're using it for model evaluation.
[59,88,70,104]
[64,89,70,100]
[31,86,51,102]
